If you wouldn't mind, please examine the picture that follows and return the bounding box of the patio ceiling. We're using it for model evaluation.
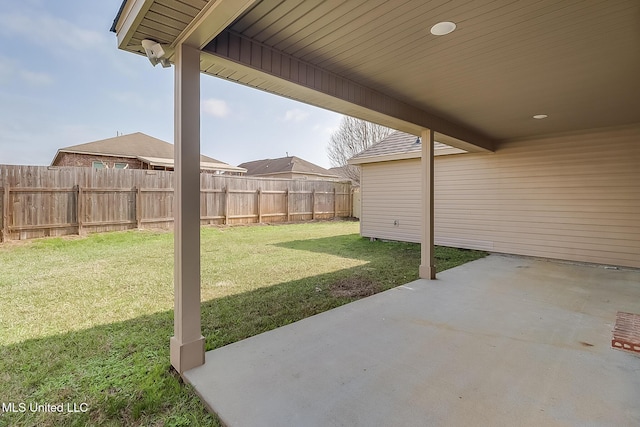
[113,0,640,151]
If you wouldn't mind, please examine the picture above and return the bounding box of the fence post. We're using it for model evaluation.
[311,189,316,220]
[135,186,142,229]
[2,173,9,242]
[257,188,262,223]
[285,188,290,222]
[333,187,337,219]
[77,184,83,236]
[350,188,354,218]
[199,185,204,225]
[224,186,229,225]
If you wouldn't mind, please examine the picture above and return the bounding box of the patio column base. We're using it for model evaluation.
[170,335,205,374]
[419,265,436,280]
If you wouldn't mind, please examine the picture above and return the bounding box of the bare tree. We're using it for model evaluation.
[327,116,393,184]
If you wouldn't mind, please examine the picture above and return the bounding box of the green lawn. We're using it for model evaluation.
[0,221,486,426]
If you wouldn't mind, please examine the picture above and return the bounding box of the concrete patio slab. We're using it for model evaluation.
[184,255,640,426]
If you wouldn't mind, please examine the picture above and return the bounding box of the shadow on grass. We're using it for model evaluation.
[0,264,416,426]
[0,236,485,427]
[274,234,488,273]
[272,233,414,261]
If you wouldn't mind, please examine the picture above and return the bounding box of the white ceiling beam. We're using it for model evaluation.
[172,0,257,49]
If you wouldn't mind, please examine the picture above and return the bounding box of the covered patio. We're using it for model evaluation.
[185,255,640,426]
[110,1,640,423]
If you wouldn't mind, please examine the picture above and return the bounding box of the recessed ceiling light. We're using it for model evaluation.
[533,114,548,119]
[430,21,456,36]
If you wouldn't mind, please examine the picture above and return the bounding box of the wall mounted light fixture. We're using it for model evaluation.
[141,39,171,68]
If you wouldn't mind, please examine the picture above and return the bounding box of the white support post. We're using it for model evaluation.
[170,43,205,373]
[419,128,436,280]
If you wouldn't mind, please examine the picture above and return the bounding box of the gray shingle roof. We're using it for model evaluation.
[328,165,354,179]
[350,131,455,161]
[238,156,338,177]
[54,132,222,164]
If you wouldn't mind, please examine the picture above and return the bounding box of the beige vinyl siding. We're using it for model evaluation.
[360,161,422,243]
[360,126,640,268]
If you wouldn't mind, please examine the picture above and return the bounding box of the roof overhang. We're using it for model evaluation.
[112,0,257,57]
[199,38,494,153]
[111,0,496,153]
[137,156,246,173]
[136,155,174,168]
[199,162,247,173]
[50,149,63,166]
[349,147,466,166]
[112,1,640,153]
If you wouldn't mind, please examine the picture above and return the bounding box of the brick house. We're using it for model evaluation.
[51,132,246,174]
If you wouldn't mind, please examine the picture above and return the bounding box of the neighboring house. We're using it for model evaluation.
[238,156,341,181]
[328,165,359,186]
[51,132,246,175]
[350,128,639,268]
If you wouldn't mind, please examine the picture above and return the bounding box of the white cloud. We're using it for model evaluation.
[0,9,140,77]
[202,98,230,118]
[0,56,53,86]
[0,12,105,52]
[20,70,53,86]
[283,108,310,122]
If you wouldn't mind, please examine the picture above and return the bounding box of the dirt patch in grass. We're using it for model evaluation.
[329,277,378,298]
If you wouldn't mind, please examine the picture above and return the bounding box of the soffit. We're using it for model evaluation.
[114,0,640,144]
[224,0,640,141]
[115,0,206,54]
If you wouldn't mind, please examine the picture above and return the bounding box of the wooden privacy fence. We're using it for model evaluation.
[0,165,353,242]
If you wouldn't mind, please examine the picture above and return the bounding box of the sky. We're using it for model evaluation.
[0,0,344,169]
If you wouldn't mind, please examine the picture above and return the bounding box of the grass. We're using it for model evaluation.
[0,221,487,426]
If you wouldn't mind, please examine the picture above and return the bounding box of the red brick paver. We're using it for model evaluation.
[612,312,640,354]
